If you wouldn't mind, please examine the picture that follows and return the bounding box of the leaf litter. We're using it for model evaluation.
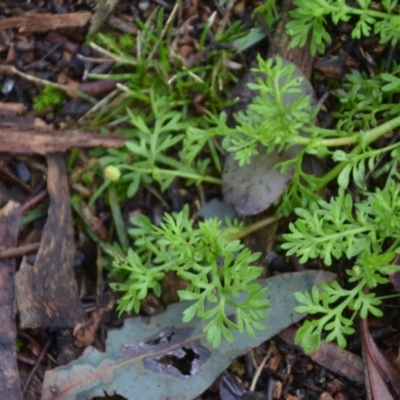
[41,271,334,400]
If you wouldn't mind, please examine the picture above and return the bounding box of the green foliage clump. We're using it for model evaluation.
[84,6,245,129]
[201,53,400,214]
[100,90,220,200]
[83,5,248,207]
[110,206,269,348]
[282,184,400,352]
[218,55,316,163]
[33,86,65,111]
[334,65,400,132]
[287,0,400,55]
[196,49,400,350]
[103,50,400,351]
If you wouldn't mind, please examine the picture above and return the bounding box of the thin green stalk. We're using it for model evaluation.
[147,2,178,62]
[315,115,400,190]
[124,166,222,184]
[21,205,48,226]
[294,115,400,147]
[89,42,139,66]
[293,135,357,147]
[89,180,110,207]
[377,293,400,301]
[228,216,277,241]
[313,226,371,243]
[208,138,222,173]
[387,238,400,253]
[108,184,129,253]
[349,8,393,19]
[362,115,400,143]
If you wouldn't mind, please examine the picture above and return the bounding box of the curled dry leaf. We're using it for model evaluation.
[361,318,400,399]
[279,327,364,383]
[74,293,116,348]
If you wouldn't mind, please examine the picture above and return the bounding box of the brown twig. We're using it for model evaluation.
[0,242,41,260]
[21,337,52,396]
[20,190,48,215]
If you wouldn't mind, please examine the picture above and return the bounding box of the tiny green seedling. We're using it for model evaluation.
[33,86,65,111]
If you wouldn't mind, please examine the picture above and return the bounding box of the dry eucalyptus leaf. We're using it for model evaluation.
[361,319,400,399]
[41,271,334,400]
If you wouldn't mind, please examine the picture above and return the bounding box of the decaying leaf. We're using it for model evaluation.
[361,319,400,399]
[223,145,301,216]
[41,271,334,400]
[279,327,364,383]
[389,253,400,292]
[74,293,115,348]
[198,198,237,223]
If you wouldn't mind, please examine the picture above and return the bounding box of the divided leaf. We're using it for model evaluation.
[222,56,315,216]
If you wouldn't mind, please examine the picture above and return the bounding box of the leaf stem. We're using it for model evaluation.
[125,166,222,184]
[349,8,394,20]
[377,293,400,301]
[314,115,400,190]
[108,184,129,252]
[228,216,277,241]
[293,115,400,147]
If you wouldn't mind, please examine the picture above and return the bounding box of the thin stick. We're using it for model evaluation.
[20,190,48,214]
[21,337,52,396]
[249,347,272,391]
[0,242,40,259]
[0,65,96,104]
